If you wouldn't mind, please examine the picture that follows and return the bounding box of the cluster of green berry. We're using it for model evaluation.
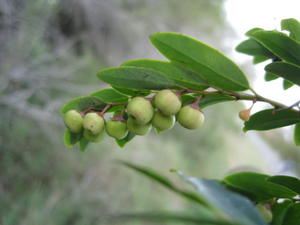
[63,89,205,142]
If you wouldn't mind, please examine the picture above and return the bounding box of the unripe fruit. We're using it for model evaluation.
[126,97,154,125]
[239,109,251,121]
[63,110,83,133]
[127,117,151,135]
[83,112,105,135]
[151,111,175,131]
[154,90,182,116]
[256,204,272,222]
[83,129,104,142]
[106,120,128,140]
[177,106,204,129]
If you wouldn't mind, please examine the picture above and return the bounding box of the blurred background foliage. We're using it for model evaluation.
[0,0,299,224]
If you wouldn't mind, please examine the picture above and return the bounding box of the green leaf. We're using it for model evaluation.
[249,30,300,66]
[253,55,269,64]
[264,72,279,81]
[245,28,264,36]
[79,137,90,152]
[283,79,294,90]
[236,39,275,58]
[243,109,300,131]
[294,123,300,146]
[199,94,236,109]
[90,88,128,103]
[223,172,297,202]
[115,132,135,147]
[121,162,208,207]
[282,203,300,225]
[150,32,249,91]
[271,200,293,225]
[64,129,81,147]
[112,86,150,97]
[97,66,177,90]
[60,96,106,115]
[281,18,300,41]
[265,62,300,86]
[267,175,300,195]
[179,173,268,225]
[122,59,208,90]
[112,212,238,225]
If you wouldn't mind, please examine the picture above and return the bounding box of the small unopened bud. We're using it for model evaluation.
[239,109,251,121]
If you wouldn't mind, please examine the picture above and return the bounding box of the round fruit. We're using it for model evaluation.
[63,110,83,133]
[83,129,104,142]
[177,106,204,129]
[83,112,105,135]
[126,97,154,125]
[154,89,182,116]
[151,111,175,131]
[127,117,151,135]
[239,109,251,121]
[256,204,272,222]
[106,120,128,140]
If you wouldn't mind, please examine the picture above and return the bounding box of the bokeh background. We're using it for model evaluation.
[1,0,299,224]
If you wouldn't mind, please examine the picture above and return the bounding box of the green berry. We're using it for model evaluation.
[177,106,204,129]
[151,111,175,131]
[154,89,182,116]
[106,120,128,140]
[127,117,151,136]
[63,110,83,133]
[83,112,105,135]
[83,129,104,142]
[126,97,154,125]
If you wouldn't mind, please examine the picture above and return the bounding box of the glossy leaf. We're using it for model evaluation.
[223,172,297,202]
[64,129,81,147]
[271,200,293,225]
[121,161,208,207]
[60,96,106,115]
[265,62,300,86]
[90,88,128,103]
[122,59,208,90]
[97,66,177,90]
[150,32,249,91]
[267,175,300,195]
[244,109,300,131]
[281,18,300,41]
[179,173,267,225]
[249,30,300,66]
[115,132,135,148]
[294,123,300,146]
[282,203,300,225]
[236,39,275,58]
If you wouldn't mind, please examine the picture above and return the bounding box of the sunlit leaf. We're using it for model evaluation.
[281,18,300,41]
[150,32,249,91]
